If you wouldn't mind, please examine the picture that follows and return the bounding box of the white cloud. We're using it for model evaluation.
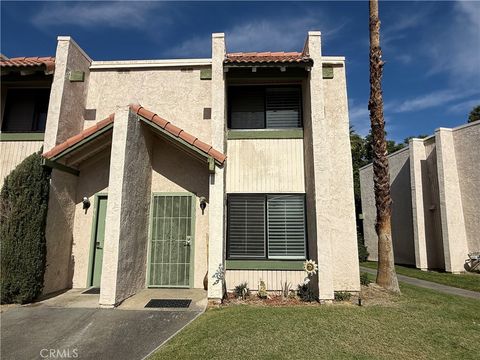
[32,1,161,29]
[391,89,479,113]
[348,100,370,136]
[164,13,348,57]
[448,98,480,115]
[424,1,480,85]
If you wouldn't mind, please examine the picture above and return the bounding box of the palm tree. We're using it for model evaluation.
[368,0,400,293]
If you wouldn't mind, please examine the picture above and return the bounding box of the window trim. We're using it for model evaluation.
[227,85,303,130]
[226,193,308,261]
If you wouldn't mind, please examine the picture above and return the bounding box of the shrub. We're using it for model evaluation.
[1,152,50,304]
[360,272,371,286]
[334,291,352,301]
[297,284,316,302]
[357,232,369,262]
[234,282,249,299]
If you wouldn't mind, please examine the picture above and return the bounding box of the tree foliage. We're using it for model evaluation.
[0,152,50,304]
[468,105,480,123]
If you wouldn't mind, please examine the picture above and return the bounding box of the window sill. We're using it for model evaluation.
[0,133,45,141]
[227,129,303,140]
[225,260,305,270]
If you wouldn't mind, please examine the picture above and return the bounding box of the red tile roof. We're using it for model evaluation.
[130,104,226,165]
[225,52,311,64]
[1,56,55,75]
[43,105,226,166]
[43,114,114,159]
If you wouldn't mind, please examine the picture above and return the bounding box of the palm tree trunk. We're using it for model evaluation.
[368,0,400,293]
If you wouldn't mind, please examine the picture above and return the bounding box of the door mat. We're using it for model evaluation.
[82,287,100,294]
[144,299,192,308]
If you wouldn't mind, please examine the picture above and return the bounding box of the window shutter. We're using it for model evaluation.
[228,195,266,258]
[266,87,301,128]
[229,87,265,129]
[267,195,306,259]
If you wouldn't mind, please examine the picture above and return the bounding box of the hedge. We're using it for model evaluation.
[0,152,50,304]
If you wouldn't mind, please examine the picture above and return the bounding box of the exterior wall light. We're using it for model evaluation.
[82,197,91,214]
[199,197,207,215]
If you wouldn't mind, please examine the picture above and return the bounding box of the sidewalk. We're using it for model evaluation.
[360,267,480,300]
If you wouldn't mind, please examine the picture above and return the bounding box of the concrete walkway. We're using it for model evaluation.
[360,267,480,300]
[1,289,207,360]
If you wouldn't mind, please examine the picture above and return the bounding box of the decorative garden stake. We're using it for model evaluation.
[303,260,318,275]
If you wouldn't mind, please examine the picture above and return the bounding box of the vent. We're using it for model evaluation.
[144,299,192,308]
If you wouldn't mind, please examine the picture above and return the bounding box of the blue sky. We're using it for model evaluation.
[1,1,479,142]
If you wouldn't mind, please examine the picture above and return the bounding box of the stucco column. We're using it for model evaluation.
[435,128,468,273]
[100,106,152,307]
[304,31,334,300]
[208,33,226,301]
[409,138,429,270]
[44,36,91,152]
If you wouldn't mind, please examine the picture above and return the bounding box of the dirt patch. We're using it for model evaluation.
[359,283,399,306]
[209,285,399,308]
[219,292,322,307]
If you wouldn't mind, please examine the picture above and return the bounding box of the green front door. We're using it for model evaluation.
[149,194,195,287]
[90,196,107,287]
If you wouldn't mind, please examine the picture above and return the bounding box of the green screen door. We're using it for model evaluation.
[149,195,194,287]
[91,196,107,287]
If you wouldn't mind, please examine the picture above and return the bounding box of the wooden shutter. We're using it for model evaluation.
[266,87,301,128]
[267,194,306,259]
[227,195,266,258]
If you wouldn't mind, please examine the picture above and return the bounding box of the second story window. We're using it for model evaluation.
[228,86,302,129]
[1,88,50,133]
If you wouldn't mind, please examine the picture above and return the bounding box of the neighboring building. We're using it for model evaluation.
[360,121,480,273]
[0,56,55,183]
[1,32,359,307]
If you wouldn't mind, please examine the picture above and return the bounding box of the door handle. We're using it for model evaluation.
[184,238,191,247]
[96,241,102,249]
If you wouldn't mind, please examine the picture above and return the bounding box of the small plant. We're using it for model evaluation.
[280,281,292,299]
[258,280,268,299]
[334,291,352,301]
[234,282,249,299]
[360,272,371,286]
[297,283,316,302]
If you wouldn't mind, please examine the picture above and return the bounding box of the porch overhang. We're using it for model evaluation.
[42,115,114,175]
[129,104,226,168]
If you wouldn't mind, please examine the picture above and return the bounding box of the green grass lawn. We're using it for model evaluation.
[151,283,480,360]
[361,261,480,292]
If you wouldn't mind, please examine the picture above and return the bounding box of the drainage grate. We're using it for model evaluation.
[82,287,100,295]
[144,299,192,308]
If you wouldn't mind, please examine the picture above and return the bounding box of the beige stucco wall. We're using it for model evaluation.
[0,141,43,184]
[323,62,360,291]
[71,152,110,288]
[361,121,480,272]
[453,123,480,253]
[360,148,415,265]
[150,134,210,289]
[226,138,305,193]
[207,33,227,300]
[100,108,152,306]
[85,67,212,141]
[43,170,78,294]
[44,37,91,152]
[225,270,305,291]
